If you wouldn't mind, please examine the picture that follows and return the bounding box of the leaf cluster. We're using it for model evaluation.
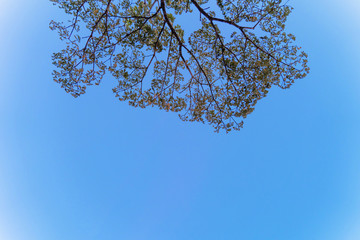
[50,0,309,132]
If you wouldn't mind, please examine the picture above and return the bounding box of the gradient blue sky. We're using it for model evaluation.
[0,0,360,240]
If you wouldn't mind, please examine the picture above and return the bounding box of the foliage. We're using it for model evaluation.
[50,0,309,132]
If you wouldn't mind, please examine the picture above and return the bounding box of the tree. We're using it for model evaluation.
[50,0,309,132]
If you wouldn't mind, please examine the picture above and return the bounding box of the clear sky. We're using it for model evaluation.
[0,0,359,240]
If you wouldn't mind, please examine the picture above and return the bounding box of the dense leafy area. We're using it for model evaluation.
[50,0,309,132]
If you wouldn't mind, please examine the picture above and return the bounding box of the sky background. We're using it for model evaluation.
[0,0,360,240]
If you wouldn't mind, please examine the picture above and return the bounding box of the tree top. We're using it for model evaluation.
[50,0,309,132]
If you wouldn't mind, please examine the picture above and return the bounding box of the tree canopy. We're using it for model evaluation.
[50,0,309,132]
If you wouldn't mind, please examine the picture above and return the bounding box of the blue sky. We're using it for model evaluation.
[0,0,360,240]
